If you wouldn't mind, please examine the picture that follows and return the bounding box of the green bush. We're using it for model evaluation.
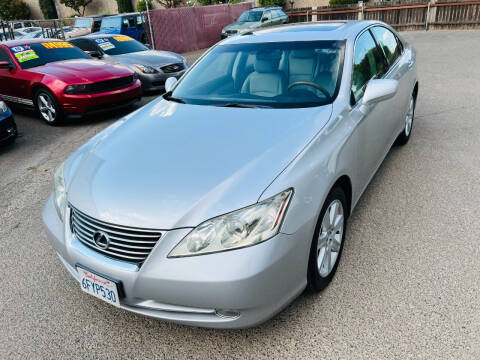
[0,0,31,20]
[136,0,153,11]
[258,0,286,8]
[39,0,58,19]
[117,0,133,13]
[329,0,357,5]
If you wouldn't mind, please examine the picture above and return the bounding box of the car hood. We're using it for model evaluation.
[66,99,332,229]
[31,59,133,83]
[224,22,258,32]
[109,50,184,67]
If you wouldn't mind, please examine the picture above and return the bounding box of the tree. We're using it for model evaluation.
[116,0,133,13]
[155,0,183,9]
[259,0,285,8]
[0,0,31,20]
[39,0,58,19]
[136,0,153,11]
[59,0,93,16]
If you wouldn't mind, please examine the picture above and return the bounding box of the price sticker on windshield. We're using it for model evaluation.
[9,46,39,63]
[113,36,133,42]
[42,41,74,49]
[95,38,115,51]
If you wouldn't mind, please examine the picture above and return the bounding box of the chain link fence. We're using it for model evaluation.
[0,18,75,41]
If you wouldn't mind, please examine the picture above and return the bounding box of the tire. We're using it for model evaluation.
[307,186,348,292]
[395,92,416,146]
[34,89,64,126]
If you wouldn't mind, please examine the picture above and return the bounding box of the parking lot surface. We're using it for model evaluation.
[1,31,479,359]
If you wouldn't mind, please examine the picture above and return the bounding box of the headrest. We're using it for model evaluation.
[254,59,278,73]
[289,50,315,59]
[254,50,280,73]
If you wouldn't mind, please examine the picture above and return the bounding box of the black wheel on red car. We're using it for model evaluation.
[34,89,64,126]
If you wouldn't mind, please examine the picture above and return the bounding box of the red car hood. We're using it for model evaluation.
[31,59,133,84]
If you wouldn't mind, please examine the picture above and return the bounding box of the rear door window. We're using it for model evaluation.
[371,26,402,66]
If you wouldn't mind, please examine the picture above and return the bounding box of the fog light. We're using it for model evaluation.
[215,309,240,319]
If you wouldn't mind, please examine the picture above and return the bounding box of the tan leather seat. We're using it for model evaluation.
[241,53,286,97]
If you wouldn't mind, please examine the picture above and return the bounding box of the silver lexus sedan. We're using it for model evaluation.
[42,21,418,328]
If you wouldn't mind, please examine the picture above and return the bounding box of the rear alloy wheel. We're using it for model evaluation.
[35,90,63,126]
[396,93,415,145]
[308,187,347,292]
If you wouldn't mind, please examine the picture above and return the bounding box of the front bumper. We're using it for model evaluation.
[42,196,310,328]
[138,69,186,92]
[60,80,143,117]
[0,111,17,145]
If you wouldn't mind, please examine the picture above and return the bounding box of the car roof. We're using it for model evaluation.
[103,12,141,18]
[1,38,62,47]
[249,6,282,11]
[221,20,383,44]
[78,33,134,40]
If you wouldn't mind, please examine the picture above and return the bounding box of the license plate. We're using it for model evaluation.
[77,267,120,307]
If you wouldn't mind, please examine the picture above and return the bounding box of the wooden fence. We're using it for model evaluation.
[287,0,480,30]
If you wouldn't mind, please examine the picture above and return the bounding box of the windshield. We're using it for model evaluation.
[74,18,93,28]
[101,17,121,30]
[171,41,345,109]
[94,36,148,55]
[238,10,263,23]
[9,42,91,70]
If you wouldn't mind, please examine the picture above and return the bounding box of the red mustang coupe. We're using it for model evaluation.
[0,39,142,125]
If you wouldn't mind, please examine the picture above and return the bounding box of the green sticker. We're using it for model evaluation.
[10,46,39,63]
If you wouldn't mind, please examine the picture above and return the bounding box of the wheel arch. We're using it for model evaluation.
[330,175,353,217]
[413,81,419,101]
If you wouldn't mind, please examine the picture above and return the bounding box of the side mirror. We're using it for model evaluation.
[165,77,178,93]
[87,50,103,59]
[261,17,268,22]
[0,61,12,70]
[361,79,398,113]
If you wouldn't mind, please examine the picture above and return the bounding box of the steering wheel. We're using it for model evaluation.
[287,81,331,100]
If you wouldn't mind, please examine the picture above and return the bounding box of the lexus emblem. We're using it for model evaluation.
[93,231,110,250]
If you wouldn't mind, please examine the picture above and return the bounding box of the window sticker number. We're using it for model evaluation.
[113,36,133,42]
[42,42,74,49]
[95,38,115,51]
[9,46,39,63]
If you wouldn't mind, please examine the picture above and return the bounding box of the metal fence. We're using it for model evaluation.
[287,0,480,30]
[0,18,75,41]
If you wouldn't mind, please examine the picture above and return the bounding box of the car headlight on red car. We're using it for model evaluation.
[168,189,293,257]
[65,84,88,94]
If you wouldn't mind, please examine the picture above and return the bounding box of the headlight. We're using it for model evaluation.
[168,189,293,257]
[53,161,67,221]
[65,84,88,94]
[134,64,157,74]
[0,100,8,113]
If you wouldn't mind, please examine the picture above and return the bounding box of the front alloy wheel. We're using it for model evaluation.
[308,186,348,292]
[396,93,415,145]
[35,90,63,125]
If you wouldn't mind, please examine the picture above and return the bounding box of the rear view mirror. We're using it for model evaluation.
[87,50,103,59]
[165,77,178,93]
[361,79,398,113]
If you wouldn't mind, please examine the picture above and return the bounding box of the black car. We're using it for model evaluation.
[0,97,17,146]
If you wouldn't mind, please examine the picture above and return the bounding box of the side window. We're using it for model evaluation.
[122,18,129,28]
[137,15,144,26]
[127,17,135,28]
[0,47,12,62]
[371,27,402,66]
[263,11,271,20]
[71,39,97,52]
[351,30,387,103]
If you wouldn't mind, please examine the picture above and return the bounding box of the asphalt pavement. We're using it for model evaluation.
[1,31,479,359]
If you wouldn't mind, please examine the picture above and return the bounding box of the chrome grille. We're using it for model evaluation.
[70,206,162,264]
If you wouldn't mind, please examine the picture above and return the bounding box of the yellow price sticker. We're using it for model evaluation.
[113,36,133,42]
[41,42,74,49]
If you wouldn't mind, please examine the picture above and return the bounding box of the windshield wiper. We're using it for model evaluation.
[163,91,185,104]
[214,103,268,108]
